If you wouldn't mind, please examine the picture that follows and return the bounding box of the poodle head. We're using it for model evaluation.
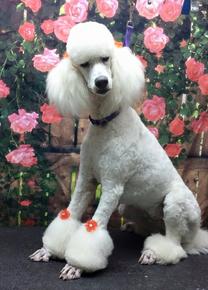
[47,22,145,116]
[66,22,115,96]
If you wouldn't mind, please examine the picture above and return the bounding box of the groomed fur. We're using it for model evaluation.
[142,234,187,264]
[42,214,81,259]
[46,58,90,116]
[47,23,145,117]
[111,47,145,108]
[66,22,115,65]
[65,225,114,272]
[30,22,208,280]
[184,229,208,255]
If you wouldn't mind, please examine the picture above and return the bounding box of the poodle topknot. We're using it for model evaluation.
[66,22,115,65]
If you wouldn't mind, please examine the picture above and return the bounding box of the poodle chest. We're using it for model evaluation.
[82,115,177,211]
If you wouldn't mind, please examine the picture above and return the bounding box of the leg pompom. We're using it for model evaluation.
[65,221,114,272]
[42,210,81,259]
[140,234,187,265]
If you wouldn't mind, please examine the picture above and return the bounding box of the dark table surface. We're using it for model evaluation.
[0,227,208,290]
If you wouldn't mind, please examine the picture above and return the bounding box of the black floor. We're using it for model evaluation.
[1,227,208,290]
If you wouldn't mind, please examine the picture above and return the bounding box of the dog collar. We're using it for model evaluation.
[89,109,120,127]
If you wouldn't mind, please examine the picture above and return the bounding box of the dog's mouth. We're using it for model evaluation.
[89,88,110,96]
[95,88,110,95]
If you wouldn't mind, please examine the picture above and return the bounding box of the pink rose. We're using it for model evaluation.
[185,58,205,82]
[155,82,161,89]
[164,143,182,158]
[22,218,36,226]
[64,0,89,23]
[8,109,38,134]
[180,39,187,48]
[41,19,54,35]
[32,48,60,73]
[0,80,10,99]
[54,16,75,43]
[142,95,166,122]
[155,64,165,73]
[19,200,32,206]
[144,26,169,54]
[136,0,163,20]
[21,0,41,13]
[191,112,208,134]
[159,0,182,22]
[27,179,37,189]
[40,103,63,124]
[198,74,208,95]
[6,144,37,167]
[169,117,185,136]
[148,127,159,139]
[96,0,118,18]
[18,22,35,42]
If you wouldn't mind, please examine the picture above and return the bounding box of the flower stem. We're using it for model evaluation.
[18,171,23,226]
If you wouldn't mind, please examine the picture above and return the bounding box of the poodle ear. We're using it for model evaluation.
[112,47,145,106]
[46,58,90,116]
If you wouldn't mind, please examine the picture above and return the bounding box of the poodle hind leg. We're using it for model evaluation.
[139,186,200,265]
[119,204,164,236]
[139,234,187,265]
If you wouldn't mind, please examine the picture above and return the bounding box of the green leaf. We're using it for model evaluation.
[17,60,25,69]
[16,3,24,10]
[159,133,169,146]
[192,110,199,118]
[6,51,17,62]
[22,42,33,53]
[187,95,193,102]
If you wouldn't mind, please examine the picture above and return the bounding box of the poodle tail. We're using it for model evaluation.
[184,228,208,255]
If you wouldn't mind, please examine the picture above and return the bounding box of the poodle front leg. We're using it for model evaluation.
[30,173,96,262]
[63,182,124,278]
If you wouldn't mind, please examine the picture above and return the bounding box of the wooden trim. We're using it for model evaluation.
[177,158,208,170]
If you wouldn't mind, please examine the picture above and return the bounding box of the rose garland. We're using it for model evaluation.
[0,0,208,225]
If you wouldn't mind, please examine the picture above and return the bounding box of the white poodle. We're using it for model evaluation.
[30,22,208,280]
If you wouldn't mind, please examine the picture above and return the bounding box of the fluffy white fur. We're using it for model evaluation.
[47,22,144,117]
[30,22,208,280]
[42,214,81,259]
[65,225,113,272]
[140,234,187,265]
[183,229,208,255]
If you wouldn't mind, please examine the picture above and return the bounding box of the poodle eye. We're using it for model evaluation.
[101,57,109,63]
[80,62,90,68]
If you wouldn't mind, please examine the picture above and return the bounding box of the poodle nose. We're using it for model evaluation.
[95,76,108,90]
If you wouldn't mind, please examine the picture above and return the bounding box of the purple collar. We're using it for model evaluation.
[89,109,120,127]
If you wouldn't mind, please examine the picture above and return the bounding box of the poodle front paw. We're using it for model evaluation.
[59,264,82,280]
[42,211,81,259]
[138,249,156,265]
[29,247,51,262]
[65,220,114,272]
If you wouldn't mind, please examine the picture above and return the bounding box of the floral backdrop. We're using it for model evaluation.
[0,0,208,226]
